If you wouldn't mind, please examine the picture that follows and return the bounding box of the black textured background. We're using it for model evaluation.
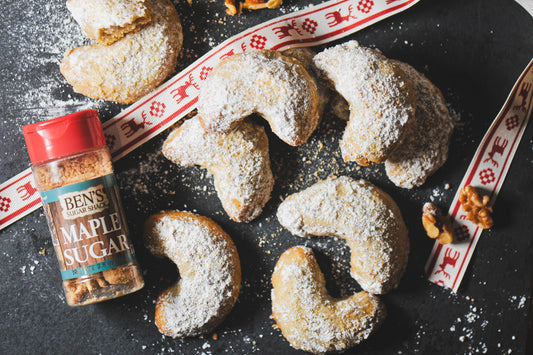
[1,0,533,354]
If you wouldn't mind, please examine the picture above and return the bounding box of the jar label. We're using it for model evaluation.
[41,174,137,279]
[42,175,114,219]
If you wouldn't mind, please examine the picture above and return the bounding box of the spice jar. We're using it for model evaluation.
[23,109,144,306]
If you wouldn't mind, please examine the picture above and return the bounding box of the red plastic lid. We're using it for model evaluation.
[23,109,106,164]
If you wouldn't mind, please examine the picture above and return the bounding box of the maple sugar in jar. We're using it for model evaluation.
[23,109,144,306]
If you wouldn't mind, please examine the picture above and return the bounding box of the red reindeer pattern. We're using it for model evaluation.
[170,74,200,105]
[272,20,303,39]
[16,182,38,201]
[483,136,508,167]
[435,248,460,279]
[120,111,152,138]
[325,4,357,27]
[514,82,531,111]
[219,49,235,61]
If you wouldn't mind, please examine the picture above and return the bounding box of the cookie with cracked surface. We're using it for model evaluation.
[197,49,320,146]
[144,211,241,338]
[60,0,183,104]
[163,115,274,223]
[271,246,386,354]
[277,175,409,294]
[66,0,153,45]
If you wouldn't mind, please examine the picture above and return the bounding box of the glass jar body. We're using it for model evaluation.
[32,146,143,306]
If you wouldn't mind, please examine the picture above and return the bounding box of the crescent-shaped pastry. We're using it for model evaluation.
[276,176,409,294]
[163,116,274,223]
[282,47,330,118]
[144,211,241,337]
[384,60,454,188]
[313,41,416,165]
[197,49,320,146]
[271,246,386,354]
[60,0,183,104]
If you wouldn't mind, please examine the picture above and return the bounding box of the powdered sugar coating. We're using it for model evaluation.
[271,246,386,354]
[67,0,153,44]
[163,116,274,222]
[276,176,409,294]
[313,40,416,165]
[282,47,330,118]
[197,50,320,146]
[60,0,183,104]
[384,60,454,189]
[144,211,241,338]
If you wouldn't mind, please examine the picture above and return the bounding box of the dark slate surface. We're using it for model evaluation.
[1,0,533,354]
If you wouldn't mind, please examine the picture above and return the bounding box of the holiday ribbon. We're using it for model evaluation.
[425,58,533,292]
[0,0,420,231]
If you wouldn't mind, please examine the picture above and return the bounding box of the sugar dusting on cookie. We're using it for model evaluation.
[60,0,183,104]
[197,50,319,146]
[384,60,454,189]
[67,0,153,44]
[313,40,416,165]
[68,0,151,28]
[163,116,274,222]
[276,176,409,295]
[144,212,241,338]
[271,246,386,353]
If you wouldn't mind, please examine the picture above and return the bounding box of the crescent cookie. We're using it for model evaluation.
[163,116,274,223]
[277,176,409,294]
[282,47,330,118]
[197,50,320,146]
[384,60,454,189]
[144,211,241,338]
[313,41,416,165]
[66,0,153,45]
[60,0,183,104]
[271,246,386,354]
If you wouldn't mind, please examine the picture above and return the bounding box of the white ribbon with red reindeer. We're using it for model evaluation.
[0,0,420,231]
[425,59,533,292]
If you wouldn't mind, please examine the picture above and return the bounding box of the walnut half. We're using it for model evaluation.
[458,185,494,229]
[422,203,453,244]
